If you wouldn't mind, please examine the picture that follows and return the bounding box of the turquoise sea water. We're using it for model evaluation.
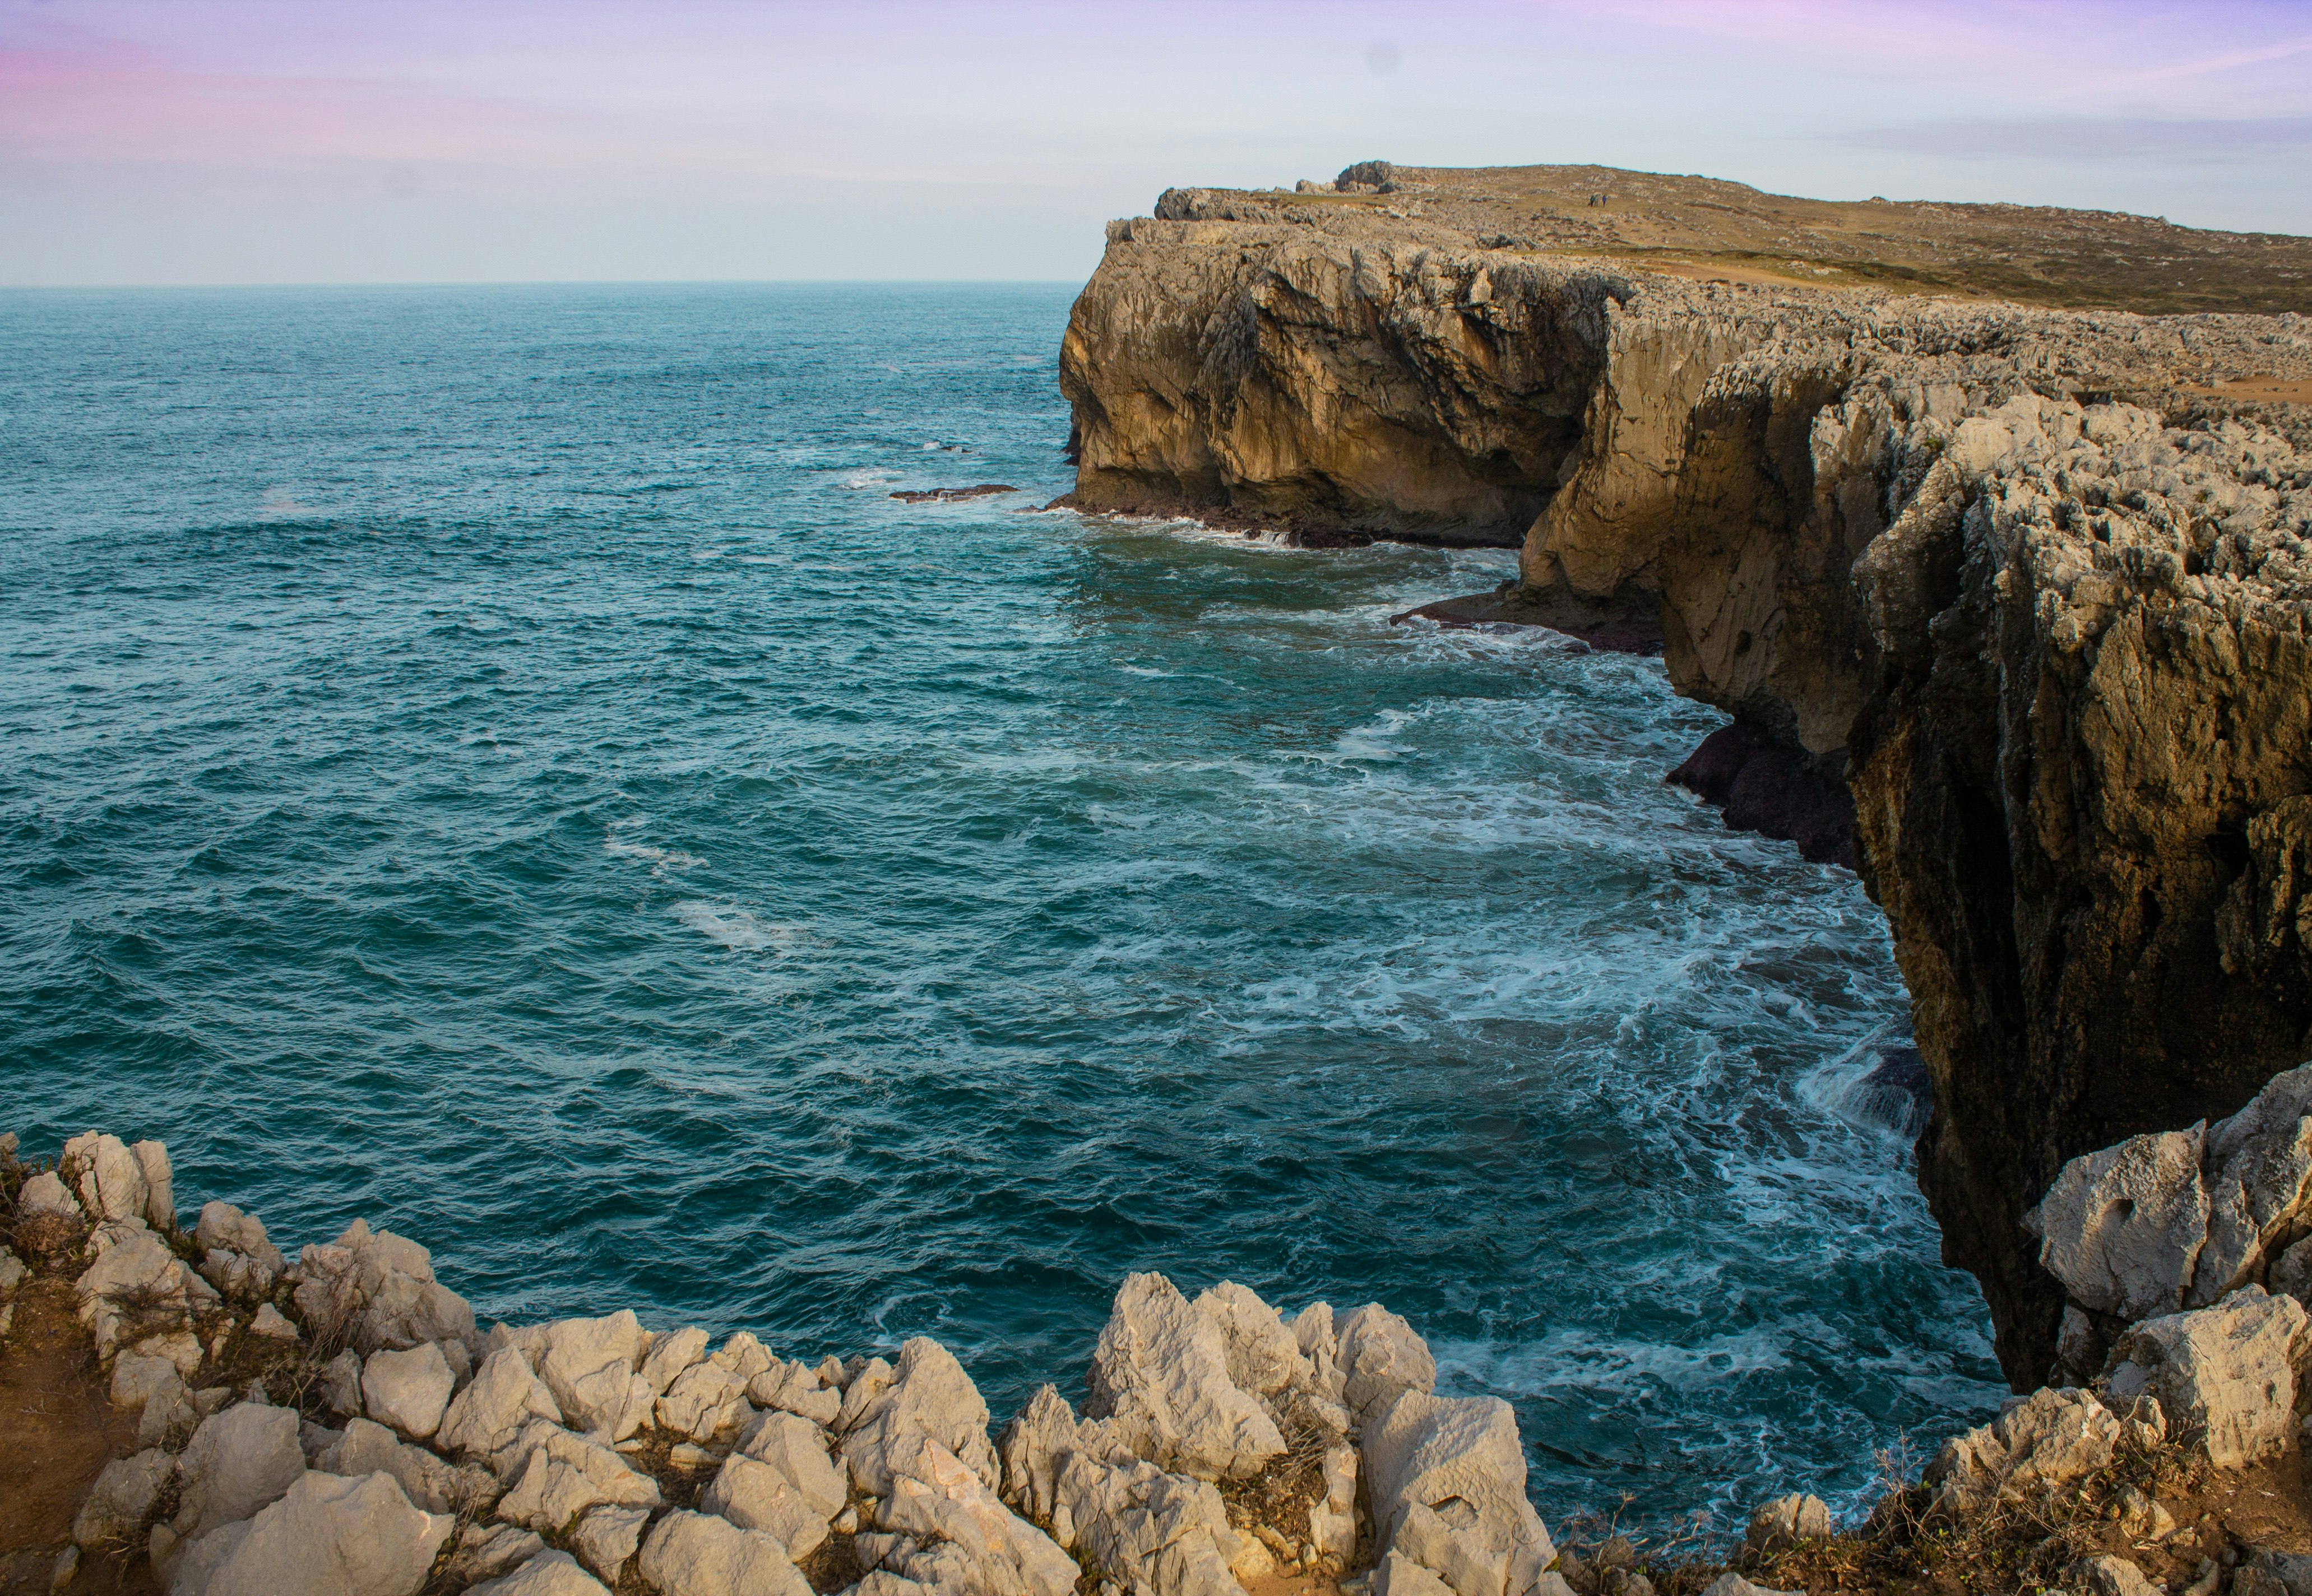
[0,282,2001,1530]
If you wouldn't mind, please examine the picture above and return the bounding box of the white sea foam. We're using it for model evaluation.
[671,901,799,953]
[604,822,704,879]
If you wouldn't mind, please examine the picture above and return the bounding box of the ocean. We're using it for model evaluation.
[0,281,2003,1532]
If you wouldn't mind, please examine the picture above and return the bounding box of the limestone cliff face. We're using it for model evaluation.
[1061,197,2312,1388]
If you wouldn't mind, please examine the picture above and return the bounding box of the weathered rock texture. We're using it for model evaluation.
[1060,164,2312,1388]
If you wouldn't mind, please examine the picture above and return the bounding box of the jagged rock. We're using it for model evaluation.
[166,1468,453,1596]
[642,1326,709,1395]
[1362,1389,1556,1596]
[1052,1444,1243,1596]
[63,1131,149,1223]
[294,1220,475,1356]
[838,1335,1000,1496]
[1746,1494,1832,1554]
[657,1357,750,1440]
[1926,1386,2121,1513]
[1193,1281,1310,1399]
[712,1331,777,1383]
[18,1170,82,1218]
[472,1549,615,1596]
[701,1454,832,1558]
[1085,1273,1285,1480]
[738,1410,847,1517]
[2246,1549,2312,1596]
[1310,1440,1359,1563]
[2035,1129,2212,1321]
[534,1311,652,1441]
[1698,1576,1800,1596]
[112,1351,184,1412]
[132,1139,175,1230]
[0,1252,25,1298]
[139,1370,201,1448]
[318,1348,365,1417]
[573,1504,651,1584]
[1338,1303,1438,1422]
[997,1384,1082,1525]
[72,1448,176,1548]
[360,1342,455,1440]
[634,1509,813,1596]
[750,1360,843,1425]
[2190,1066,2312,1306]
[2106,1286,2308,1465]
[75,1224,203,1363]
[868,1435,1078,1596]
[438,1346,564,1462]
[249,1303,298,1339]
[170,1400,306,1544]
[193,1203,275,1263]
[1375,1551,1457,1596]
[318,1417,476,1515]
[495,1424,662,1532]
[2081,1555,2164,1596]
[440,1522,548,1586]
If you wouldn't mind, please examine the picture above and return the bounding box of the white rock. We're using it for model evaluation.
[1292,1301,1338,1361]
[839,1336,1002,1496]
[1747,1493,1832,1553]
[62,1132,149,1224]
[2081,1555,2164,1596]
[634,1509,813,1596]
[739,1409,847,1518]
[713,1331,777,1382]
[750,1363,842,1426]
[137,1370,201,1449]
[2106,1286,2308,1467]
[1362,1389,1555,1596]
[249,1304,299,1340]
[1310,1440,1359,1563]
[170,1400,307,1544]
[656,1358,749,1441]
[1051,1446,1246,1596]
[74,1226,194,1362]
[0,1252,25,1297]
[168,1468,453,1596]
[318,1417,468,1514]
[438,1346,564,1462]
[362,1342,455,1440]
[1084,1273,1284,1481]
[535,1311,651,1440]
[112,1351,183,1412]
[1926,1386,2121,1514]
[2036,1129,2212,1320]
[870,1436,1077,1596]
[73,1447,176,1548]
[1374,1549,1457,1596]
[18,1170,82,1218]
[495,1424,662,1532]
[572,1504,651,1585]
[1194,1280,1312,1398]
[1699,1576,1801,1596]
[2192,1065,2312,1307]
[701,1454,832,1559]
[317,1349,365,1417]
[997,1384,1083,1526]
[194,1202,272,1260]
[131,1140,175,1231]
[294,1220,475,1355]
[642,1326,710,1395]
[441,1522,548,1587]
[1337,1303,1438,1423]
[473,1548,615,1596]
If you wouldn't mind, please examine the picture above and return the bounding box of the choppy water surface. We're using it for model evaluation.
[0,283,2001,1528]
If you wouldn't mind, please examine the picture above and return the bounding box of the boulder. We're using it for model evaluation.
[838,1336,1001,1496]
[1337,1304,1438,1423]
[168,1468,453,1596]
[249,1303,299,1340]
[656,1358,749,1440]
[642,1327,709,1395]
[534,1311,652,1441]
[72,1448,176,1548]
[495,1424,662,1533]
[170,1401,306,1544]
[1362,1390,1555,1596]
[17,1170,82,1218]
[438,1346,563,1462]
[75,1225,200,1362]
[317,1349,366,1417]
[1926,1387,2121,1513]
[749,1362,842,1426]
[2080,1555,2164,1596]
[62,1131,149,1223]
[997,1384,1082,1525]
[1746,1494,1832,1553]
[294,1220,475,1355]
[700,1454,832,1559]
[361,1342,455,1440]
[1050,1446,1246,1596]
[872,1437,1079,1596]
[713,1331,777,1383]
[634,1509,813,1596]
[318,1417,471,1514]
[136,1368,201,1449]
[194,1203,276,1263]
[1193,1281,1312,1398]
[472,1549,614,1596]
[738,1410,847,1518]
[2106,1287,2308,1466]
[1375,1551,1459,1596]
[1698,1577,1800,1596]
[572,1504,651,1585]
[439,1523,548,1588]
[1310,1440,1359,1563]
[1084,1273,1285,1481]
[132,1139,175,1231]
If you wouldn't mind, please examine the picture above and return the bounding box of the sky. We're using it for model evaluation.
[3,0,2309,285]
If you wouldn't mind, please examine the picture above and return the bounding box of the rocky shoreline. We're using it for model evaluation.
[12,1111,2312,1596]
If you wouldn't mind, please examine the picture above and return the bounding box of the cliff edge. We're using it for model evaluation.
[1058,163,2312,1388]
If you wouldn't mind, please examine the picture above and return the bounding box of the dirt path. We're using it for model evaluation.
[0,1278,157,1596]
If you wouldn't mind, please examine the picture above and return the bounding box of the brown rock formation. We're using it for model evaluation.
[1059,163,2312,1388]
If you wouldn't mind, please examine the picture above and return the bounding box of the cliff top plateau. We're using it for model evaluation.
[1169,160,2312,321]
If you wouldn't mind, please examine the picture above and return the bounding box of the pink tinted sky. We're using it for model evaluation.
[3,0,2308,284]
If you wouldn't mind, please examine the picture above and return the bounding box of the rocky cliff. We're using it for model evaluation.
[1059,165,2312,1389]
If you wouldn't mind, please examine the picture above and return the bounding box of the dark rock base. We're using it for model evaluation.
[1669,720,1857,869]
